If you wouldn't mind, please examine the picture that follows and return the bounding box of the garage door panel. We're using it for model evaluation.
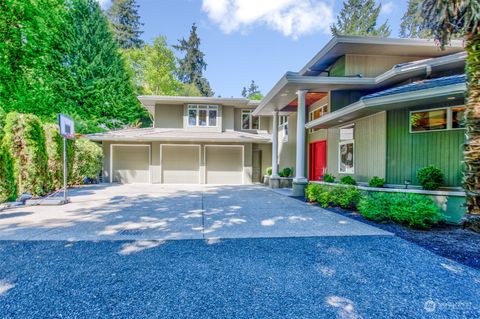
[206,146,243,184]
[112,145,150,183]
[162,145,200,184]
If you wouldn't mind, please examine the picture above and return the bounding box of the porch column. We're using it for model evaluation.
[269,110,280,188]
[293,89,308,196]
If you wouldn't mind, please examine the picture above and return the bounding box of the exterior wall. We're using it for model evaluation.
[254,143,272,179]
[329,56,346,76]
[154,104,183,128]
[277,113,297,171]
[386,106,464,187]
[307,112,387,183]
[222,105,235,131]
[344,54,424,77]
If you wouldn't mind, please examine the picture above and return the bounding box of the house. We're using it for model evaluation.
[252,36,466,195]
[88,96,272,184]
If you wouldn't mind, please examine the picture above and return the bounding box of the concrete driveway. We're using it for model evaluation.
[0,184,389,241]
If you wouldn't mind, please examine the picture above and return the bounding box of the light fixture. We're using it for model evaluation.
[404,180,411,189]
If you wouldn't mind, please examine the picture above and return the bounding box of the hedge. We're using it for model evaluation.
[0,143,16,203]
[44,123,75,189]
[3,112,50,196]
[70,139,102,184]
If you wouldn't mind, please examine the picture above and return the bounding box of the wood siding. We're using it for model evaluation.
[386,107,465,187]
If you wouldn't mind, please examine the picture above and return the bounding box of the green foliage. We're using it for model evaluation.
[0,143,16,203]
[71,139,103,184]
[241,80,264,100]
[107,0,144,49]
[368,176,385,188]
[323,173,335,183]
[3,112,49,196]
[266,167,272,176]
[177,83,203,97]
[400,0,432,38]
[122,36,182,96]
[43,123,75,189]
[174,23,214,97]
[340,175,356,185]
[305,183,362,209]
[417,166,444,190]
[390,193,442,229]
[331,0,391,37]
[305,183,332,207]
[358,192,392,222]
[281,167,292,178]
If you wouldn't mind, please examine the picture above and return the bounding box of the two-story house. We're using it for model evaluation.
[253,36,466,195]
[88,96,272,184]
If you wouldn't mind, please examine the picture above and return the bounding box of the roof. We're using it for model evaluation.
[363,74,466,99]
[137,96,261,115]
[86,128,271,143]
[305,74,466,129]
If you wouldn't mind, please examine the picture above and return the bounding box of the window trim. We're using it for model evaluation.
[409,105,465,133]
[241,109,259,130]
[338,140,355,174]
[187,104,219,128]
[308,103,328,133]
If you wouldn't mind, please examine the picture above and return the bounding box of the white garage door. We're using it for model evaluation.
[205,146,243,184]
[161,145,200,184]
[111,145,150,183]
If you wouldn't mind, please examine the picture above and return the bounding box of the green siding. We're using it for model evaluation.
[386,107,465,187]
[329,56,345,77]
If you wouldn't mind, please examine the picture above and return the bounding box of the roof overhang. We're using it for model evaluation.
[253,52,466,116]
[305,83,466,129]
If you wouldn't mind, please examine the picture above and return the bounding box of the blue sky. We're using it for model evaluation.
[101,0,408,97]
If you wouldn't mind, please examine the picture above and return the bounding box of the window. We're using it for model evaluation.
[339,125,354,174]
[410,106,465,132]
[308,103,328,133]
[188,105,218,127]
[242,110,259,130]
[279,115,288,126]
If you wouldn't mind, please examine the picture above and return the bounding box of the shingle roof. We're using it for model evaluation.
[362,74,466,100]
[86,128,272,143]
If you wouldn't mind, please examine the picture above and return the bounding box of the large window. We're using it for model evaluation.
[242,110,259,130]
[339,125,354,174]
[309,103,328,133]
[188,105,218,127]
[410,106,465,132]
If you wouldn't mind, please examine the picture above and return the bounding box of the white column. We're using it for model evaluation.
[294,90,308,183]
[271,110,279,177]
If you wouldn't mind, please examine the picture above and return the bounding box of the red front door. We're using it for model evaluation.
[309,141,327,181]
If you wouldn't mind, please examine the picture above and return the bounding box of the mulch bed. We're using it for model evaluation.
[326,205,480,270]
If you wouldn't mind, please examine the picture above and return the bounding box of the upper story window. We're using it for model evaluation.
[188,104,218,127]
[242,110,259,130]
[279,115,288,126]
[308,103,328,133]
[410,106,465,133]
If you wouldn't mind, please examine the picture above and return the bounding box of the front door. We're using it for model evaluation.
[309,141,327,181]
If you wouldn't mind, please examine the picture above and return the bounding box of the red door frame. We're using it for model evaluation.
[309,140,327,181]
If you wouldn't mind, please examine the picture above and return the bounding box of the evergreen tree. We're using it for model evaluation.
[331,0,391,37]
[107,0,144,49]
[400,0,431,38]
[241,80,263,100]
[174,23,214,97]
[61,0,148,132]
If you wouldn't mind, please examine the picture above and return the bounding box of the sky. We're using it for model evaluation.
[100,0,408,98]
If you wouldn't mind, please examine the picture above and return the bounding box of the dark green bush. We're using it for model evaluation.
[44,123,75,190]
[368,176,385,188]
[340,175,356,185]
[71,139,102,184]
[330,186,363,209]
[323,173,335,183]
[282,167,292,177]
[417,166,444,190]
[390,193,442,229]
[0,143,17,203]
[266,167,272,176]
[3,112,49,196]
[358,192,391,222]
[278,170,284,177]
[305,183,334,207]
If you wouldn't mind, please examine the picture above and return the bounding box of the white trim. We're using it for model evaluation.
[409,105,466,133]
[338,140,354,174]
[160,144,201,184]
[110,144,151,184]
[186,104,219,128]
[204,145,245,185]
[241,109,259,130]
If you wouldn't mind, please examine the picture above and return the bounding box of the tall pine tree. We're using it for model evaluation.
[107,0,144,49]
[400,0,432,38]
[60,0,148,132]
[331,0,391,37]
[241,80,263,100]
[174,23,214,97]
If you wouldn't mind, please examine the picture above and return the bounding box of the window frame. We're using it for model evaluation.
[308,103,328,133]
[409,105,466,133]
[338,124,355,174]
[241,109,259,130]
[187,104,219,128]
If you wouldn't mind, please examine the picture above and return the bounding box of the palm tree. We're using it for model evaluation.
[420,0,480,214]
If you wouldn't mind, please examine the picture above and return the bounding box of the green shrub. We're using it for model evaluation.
[358,192,391,222]
[368,176,385,188]
[306,183,322,202]
[3,112,49,196]
[305,183,333,207]
[330,186,363,209]
[390,193,442,229]
[0,143,17,203]
[266,167,272,176]
[43,123,75,190]
[282,167,292,177]
[71,139,102,184]
[278,170,284,177]
[417,166,444,190]
[340,175,356,185]
[323,173,335,183]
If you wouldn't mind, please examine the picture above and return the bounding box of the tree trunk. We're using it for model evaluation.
[464,33,480,214]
